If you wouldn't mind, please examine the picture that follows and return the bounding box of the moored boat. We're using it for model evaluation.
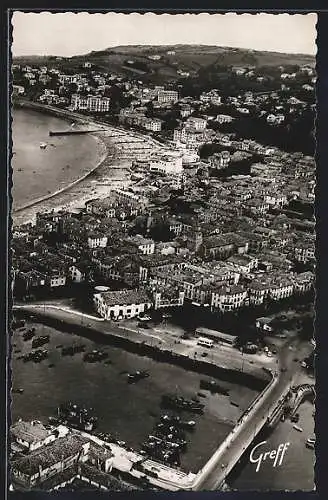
[128,370,150,383]
[23,328,35,341]
[161,394,204,414]
[32,335,50,349]
[200,379,229,396]
[56,402,98,431]
[12,388,24,394]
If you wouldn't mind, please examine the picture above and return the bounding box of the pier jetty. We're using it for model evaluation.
[49,128,104,136]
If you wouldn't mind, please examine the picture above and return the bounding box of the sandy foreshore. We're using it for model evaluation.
[12,101,170,227]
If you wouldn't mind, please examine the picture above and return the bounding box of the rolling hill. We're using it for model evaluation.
[14,45,315,84]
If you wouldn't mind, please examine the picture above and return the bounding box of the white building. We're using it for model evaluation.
[158,90,179,104]
[87,234,108,248]
[144,118,162,132]
[71,94,111,112]
[111,188,148,209]
[211,285,248,313]
[186,117,207,131]
[11,421,57,452]
[267,114,285,125]
[216,114,235,124]
[269,280,294,300]
[264,193,288,208]
[13,85,25,95]
[59,74,77,84]
[49,274,66,287]
[125,235,155,255]
[150,154,183,175]
[153,289,185,309]
[93,289,153,320]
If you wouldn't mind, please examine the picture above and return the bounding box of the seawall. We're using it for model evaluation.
[15,308,268,391]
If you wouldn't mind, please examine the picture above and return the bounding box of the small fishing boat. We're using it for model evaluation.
[12,388,24,394]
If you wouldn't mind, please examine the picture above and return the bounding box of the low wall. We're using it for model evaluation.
[15,308,268,391]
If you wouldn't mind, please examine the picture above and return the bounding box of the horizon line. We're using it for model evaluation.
[12,43,316,59]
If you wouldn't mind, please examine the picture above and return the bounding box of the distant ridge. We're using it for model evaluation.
[13,44,315,84]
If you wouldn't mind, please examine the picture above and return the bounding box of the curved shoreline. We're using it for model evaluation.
[12,102,110,215]
[13,134,108,213]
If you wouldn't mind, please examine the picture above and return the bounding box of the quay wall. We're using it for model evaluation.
[16,308,268,391]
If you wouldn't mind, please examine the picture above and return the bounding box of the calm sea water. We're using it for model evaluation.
[11,323,259,474]
[11,108,102,210]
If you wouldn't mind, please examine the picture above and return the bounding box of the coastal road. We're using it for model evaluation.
[13,303,273,381]
[192,336,313,490]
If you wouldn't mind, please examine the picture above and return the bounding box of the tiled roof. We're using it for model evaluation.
[96,289,151,307]
[12,434,89,476]
[11,421,51,444]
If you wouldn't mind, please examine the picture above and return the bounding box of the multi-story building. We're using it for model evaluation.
[157,90,179,104]
[87,233,108,249]
[294,242,315,263]
[150,154,183,175]
[153,288,185,309]
[111,188,149,210]
[186,117,207,131]
[210,285,248,313]
[292,271,314,293]
[49,273,67,288]
[216,114,235,124]
[11,433,94,489]
[13,85,25,95]
[93,289,153,320]
[227,254,258,274]
[71,94,111,112]
[124,235,155,255]
[143,118,162,132]
[88,96,111,112]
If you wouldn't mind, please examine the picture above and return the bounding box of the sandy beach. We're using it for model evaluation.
[12,104,171,227]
